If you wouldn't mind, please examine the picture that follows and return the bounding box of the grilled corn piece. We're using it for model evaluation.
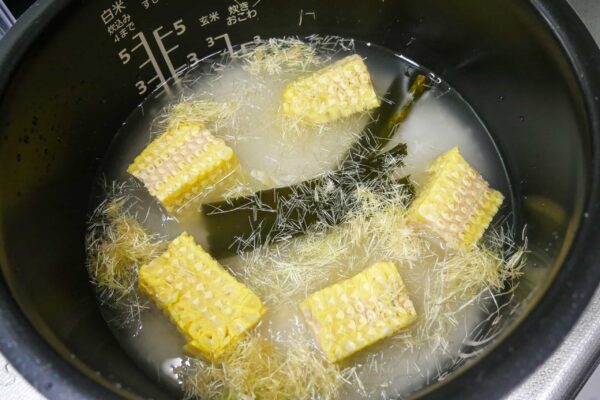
[139,232,266,360]
[301,262,417,363]
[282,54,380,124]
[407,147,504,249]
[128,123,238,212]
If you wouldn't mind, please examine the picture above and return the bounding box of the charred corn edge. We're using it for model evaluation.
[301,261,417,363]
[138,233,266,361]
[281,54,380,124]
[407,147,504,249]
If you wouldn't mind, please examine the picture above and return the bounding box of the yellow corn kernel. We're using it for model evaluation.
[301,262,417,363]
[281,54,380,124]
[407,147,504,249]
[139,232,266,360]
[128,123,238,212]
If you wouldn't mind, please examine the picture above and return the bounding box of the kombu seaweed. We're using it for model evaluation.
[202,75,430,257]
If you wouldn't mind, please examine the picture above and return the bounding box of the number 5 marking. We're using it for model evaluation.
[173,19,186,35]
[118,48,131,64]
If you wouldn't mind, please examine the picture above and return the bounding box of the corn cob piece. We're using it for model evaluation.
[139,232,266,360]
[407,147,504,250]
[282,54,380,124]
[301,262,417,363]
[128,123,238,212]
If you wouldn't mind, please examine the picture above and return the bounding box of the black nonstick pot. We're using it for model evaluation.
[1,0,599,399]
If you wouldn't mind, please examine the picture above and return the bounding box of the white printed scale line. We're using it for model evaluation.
[152,26,183,86]
[131,32,173,96]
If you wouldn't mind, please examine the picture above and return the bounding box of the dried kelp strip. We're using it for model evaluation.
[202,76,430,257]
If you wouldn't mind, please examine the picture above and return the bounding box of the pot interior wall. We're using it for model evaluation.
[0,0,590,398]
